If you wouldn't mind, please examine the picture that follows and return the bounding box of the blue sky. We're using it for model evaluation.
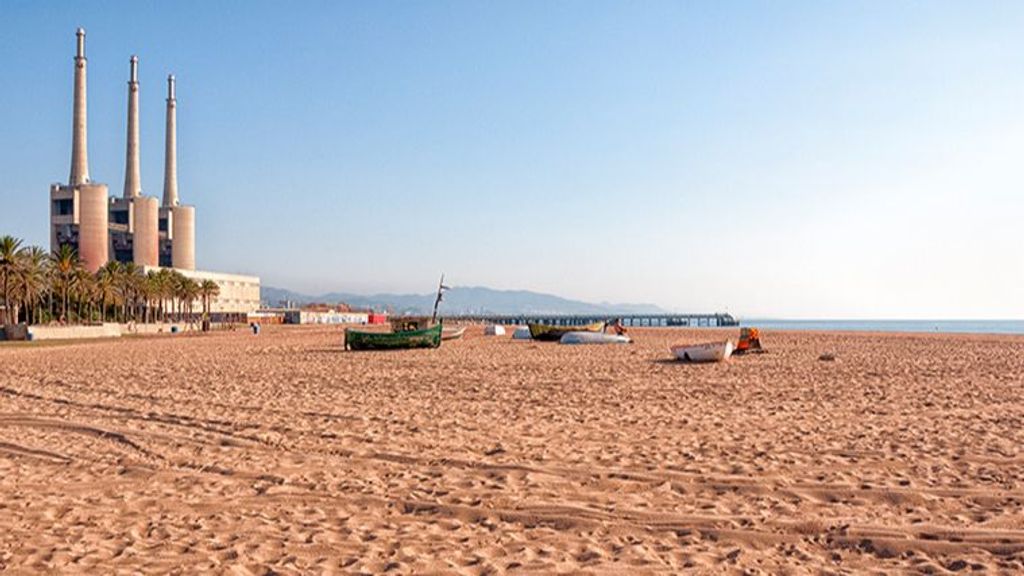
[1,1,1022,318]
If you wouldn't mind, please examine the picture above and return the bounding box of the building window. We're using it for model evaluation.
[111,210,129,225]
[53,199,74,216]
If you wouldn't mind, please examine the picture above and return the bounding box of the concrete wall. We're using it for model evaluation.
[121,322,192,335]
[27,323,122,341]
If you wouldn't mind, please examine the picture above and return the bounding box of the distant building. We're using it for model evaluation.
[48,28,258,315]
[257,306,371,325]
[142,267,260,316]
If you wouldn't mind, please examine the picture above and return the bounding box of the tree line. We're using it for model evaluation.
[1,235,219,326]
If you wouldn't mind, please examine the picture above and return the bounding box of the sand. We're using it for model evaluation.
[2,326,1024,574]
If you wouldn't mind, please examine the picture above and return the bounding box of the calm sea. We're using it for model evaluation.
[738,319,1024,335]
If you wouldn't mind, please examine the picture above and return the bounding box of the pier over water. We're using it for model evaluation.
[449,313,738,328]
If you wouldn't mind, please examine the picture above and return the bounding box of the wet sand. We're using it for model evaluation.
[2,326,1024,573]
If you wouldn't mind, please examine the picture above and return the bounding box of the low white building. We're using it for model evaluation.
[144,266,261,315]
[294,310,369,325]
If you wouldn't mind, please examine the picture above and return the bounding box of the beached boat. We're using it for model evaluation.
[528,322,604,342]
[345,323,442,351]
[670,341,734,363]
[441,326,466,341]
[559,331,631,345]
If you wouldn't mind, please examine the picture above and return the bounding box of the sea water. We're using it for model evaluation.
[738,319,1024,335]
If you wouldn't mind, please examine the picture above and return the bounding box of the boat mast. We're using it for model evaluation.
[432,273,447,324]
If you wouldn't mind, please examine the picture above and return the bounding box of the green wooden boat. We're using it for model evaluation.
[345,323,443,351]
[527,322,605,342]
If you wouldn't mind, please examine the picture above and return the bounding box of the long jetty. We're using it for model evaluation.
[449,313,738,328]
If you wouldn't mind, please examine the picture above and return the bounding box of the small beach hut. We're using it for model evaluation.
[512,326,531,340]
[484,324,506,336]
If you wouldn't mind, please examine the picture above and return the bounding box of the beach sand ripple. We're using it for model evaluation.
[2,326,1024,573]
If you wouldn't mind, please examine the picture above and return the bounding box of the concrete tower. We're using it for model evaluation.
[69,28,90,186]
[114,54,160,267]
[51,28,108,273]
[123,55,142,199]
[171,204,195,270]
[162,75,178,208]
[162,74,195,270]
[132,196,159,266]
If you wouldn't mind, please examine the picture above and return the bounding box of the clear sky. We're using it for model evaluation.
[1,1,1022,318]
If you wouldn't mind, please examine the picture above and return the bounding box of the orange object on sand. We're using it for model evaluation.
[735,327,764,354]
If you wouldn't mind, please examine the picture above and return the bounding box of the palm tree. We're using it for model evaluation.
[72,267,96,323]
[15,246,48,324]
[50,244,80,323]
[139,271,157,324]
[178,277,200,322]
[119,262,144,321]
[1,235,23,325]
[154,268,173,322]
[96,261,121,322]
[171,272,184,321]
[198,279,219,326]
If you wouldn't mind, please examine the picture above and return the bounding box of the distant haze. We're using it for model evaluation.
[262,285,666,316]
[1,2,1022,318]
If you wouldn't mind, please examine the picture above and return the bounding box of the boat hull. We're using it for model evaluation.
[671,341,734,363]
[345,324,443,351]
[441,327,466,341]
[560,331,631,345]
[528,322,605,342]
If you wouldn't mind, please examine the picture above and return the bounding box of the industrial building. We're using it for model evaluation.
[48,28,259,315]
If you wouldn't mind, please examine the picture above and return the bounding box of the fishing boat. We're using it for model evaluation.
[670,341,734,363]
[527,322,604,342]
[345,323,443,351]
[441,326,466,341]
[559,331,631,345]
[345,275,450,351]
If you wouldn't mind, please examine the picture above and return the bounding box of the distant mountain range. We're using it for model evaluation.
[261,285,667,316]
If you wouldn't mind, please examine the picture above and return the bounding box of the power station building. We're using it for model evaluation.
[49,29,259,316]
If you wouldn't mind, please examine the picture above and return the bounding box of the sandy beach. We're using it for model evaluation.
[2,326,1024,573]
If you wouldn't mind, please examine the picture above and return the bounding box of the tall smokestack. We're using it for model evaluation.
[162,74,178,207]
[69,27,90,186]
[123,55,142,199]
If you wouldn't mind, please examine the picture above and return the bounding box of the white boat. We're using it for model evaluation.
[441,326,466,341]
[560,331,631,345]
[484,324,506,336]
[671,340,734,362]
